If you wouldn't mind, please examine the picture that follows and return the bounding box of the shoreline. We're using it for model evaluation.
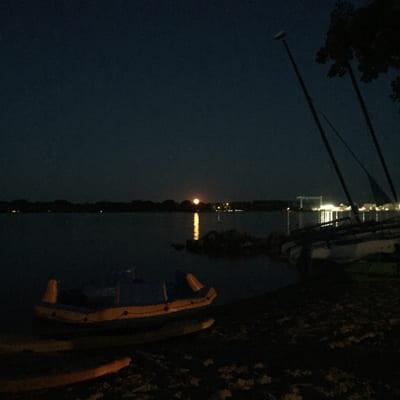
[3,272,400,399]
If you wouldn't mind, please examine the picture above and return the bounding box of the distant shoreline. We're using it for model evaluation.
[0,200,295,214]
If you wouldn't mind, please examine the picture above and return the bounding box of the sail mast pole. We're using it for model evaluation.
[275,32,360,222]
[346,62,398,203]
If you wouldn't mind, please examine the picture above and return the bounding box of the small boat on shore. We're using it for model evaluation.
[0,357,131,393]
[0,318,215,354]
[281,218,400,264]
[287,232,400,264]
[34,271,217,328]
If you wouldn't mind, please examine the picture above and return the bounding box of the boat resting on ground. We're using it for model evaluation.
[0,319,215,354]
[0,357,131,393]
[35,271,217,328]
[287,233,400,264]
[281,217,400,265]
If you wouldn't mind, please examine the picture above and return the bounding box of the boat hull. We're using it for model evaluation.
[288,236,400,264]
[34,295,216,337]
[281,218,400,265]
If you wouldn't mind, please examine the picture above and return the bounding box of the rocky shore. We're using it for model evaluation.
[4,272,400,399]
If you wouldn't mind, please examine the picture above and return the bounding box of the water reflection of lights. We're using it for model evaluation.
[291,208,394,232]
[320,210,367,225]
[193,212,200,240]
[320,210,333,225]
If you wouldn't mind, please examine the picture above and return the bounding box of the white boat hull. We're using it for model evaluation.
[288,236,400,265]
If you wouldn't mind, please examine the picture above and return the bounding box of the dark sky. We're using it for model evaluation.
[0,0,398,203]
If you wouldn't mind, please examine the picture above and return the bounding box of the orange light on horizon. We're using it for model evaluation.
[193,198,200,205]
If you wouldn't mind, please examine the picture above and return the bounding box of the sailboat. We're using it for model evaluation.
[282,217,400,264]
[276,32,400,265]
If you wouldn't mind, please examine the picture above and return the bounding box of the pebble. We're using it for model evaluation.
[208,389,232,400]
[190,376,201,386]
[231,378,254,390]
[257,374,272,385]
[85,393,103,400]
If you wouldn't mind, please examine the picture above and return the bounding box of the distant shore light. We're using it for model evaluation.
[193,198,200,205]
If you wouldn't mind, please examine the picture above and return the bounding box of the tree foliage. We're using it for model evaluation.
[317,0,400,102]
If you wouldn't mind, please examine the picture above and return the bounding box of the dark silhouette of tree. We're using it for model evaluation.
[161,199,178,211]
[180,200,194,212]
[317,0,400,103]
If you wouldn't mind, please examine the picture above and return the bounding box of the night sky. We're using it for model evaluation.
[0,0,399,203]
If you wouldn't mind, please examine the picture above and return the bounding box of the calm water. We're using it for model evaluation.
[0,211,299,333]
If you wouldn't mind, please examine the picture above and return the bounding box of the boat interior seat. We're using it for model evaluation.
[118,281,167,306]
[166,271,208,300]
[166,282,193,300]
[168,285,209,301]
[58,271,209,308]
[58,289,90,308]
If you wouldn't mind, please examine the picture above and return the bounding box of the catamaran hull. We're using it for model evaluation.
[288,236,400,265]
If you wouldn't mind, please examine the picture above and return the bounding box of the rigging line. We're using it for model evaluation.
[318,110,369,175]
[319,109,392,206]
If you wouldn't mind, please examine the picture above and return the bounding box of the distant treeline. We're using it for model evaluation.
[0,199,296,213]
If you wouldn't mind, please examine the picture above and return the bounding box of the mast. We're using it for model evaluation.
[275,31,360,222]
[346,62,398,203]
